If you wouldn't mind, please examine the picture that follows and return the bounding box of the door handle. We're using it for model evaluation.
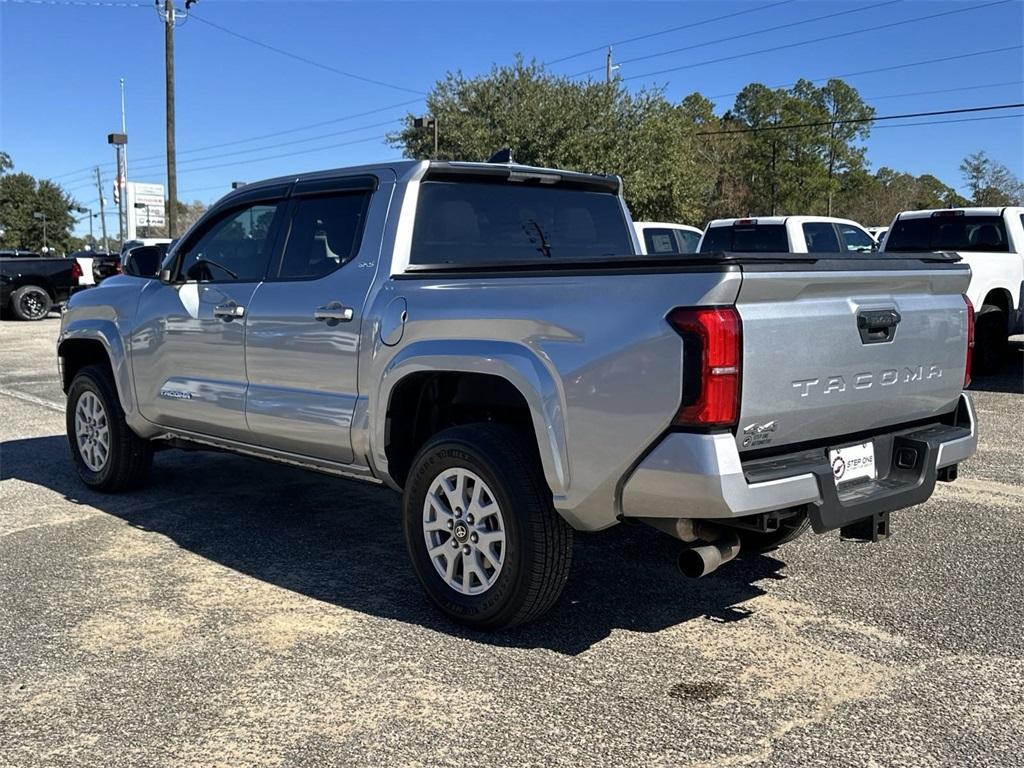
[213,302,246,320]
[314,302,354,323]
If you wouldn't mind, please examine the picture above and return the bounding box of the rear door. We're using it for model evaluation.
[132,193,287,441]
[734,261,971,454]
[243,174,390,464]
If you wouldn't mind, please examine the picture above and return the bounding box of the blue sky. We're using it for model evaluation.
[1,0,1022,236]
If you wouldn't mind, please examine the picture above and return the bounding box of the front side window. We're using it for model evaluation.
[838,224,875,252]
[409,179,634,265]
[178,203,281,282]
[643,228,681,255]
[277,193,370,279]
[802,222,841,253]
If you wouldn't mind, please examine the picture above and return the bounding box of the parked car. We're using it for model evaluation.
[67,250,120,287]
[58,160,977,629]
[2,251,81,320]
[867,226,889,243]
[634,221,703,254]
[699,216,877,254]
[880,207,1023,373]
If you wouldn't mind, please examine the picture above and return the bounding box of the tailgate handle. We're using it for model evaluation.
[857,309,901,344]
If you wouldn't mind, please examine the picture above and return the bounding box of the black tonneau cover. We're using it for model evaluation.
[402,250,963,276]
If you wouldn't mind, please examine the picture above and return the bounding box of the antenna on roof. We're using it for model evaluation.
[487,148,514,164]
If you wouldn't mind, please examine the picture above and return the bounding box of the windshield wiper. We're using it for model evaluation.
[522,219,553,259]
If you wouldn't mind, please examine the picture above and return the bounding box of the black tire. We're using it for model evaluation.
[738,513,811,554]
[973,305,1008,376]
[402,423,572,630]
[66,364,153,492]
[9,285,52,321]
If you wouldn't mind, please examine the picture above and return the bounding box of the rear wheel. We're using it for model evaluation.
[66,364,152,492]
[973,304,1008,376]
[9,285,52,321]
[402,423,572,630]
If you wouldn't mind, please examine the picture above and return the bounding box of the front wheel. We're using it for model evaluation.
[66,364,153,492]
[402,423,572,630]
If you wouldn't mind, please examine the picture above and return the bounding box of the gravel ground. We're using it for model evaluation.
[1,316,1022,768]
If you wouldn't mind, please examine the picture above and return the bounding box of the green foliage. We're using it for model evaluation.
[960,151,1024,206]
[0,151,13,175]
[387,57,707,223]
[0,161,80,253]
[833,167,969,226]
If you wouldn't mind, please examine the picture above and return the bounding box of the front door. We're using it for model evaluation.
[132,198,286,441]
[244,176,386,464]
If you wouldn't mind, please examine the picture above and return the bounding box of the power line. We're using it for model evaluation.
[871,113,1022,130]
[623,0,1013,83]
[568,0,902,77]
[703,46,1024,101]
[46,98,422,182]
[543,0,795,67]
[695,103,1024,136]
[189,13,427,96]
[123,118,400,176]
[863,80,1024,102]
[0,0,146,6]
[172,133,389,175]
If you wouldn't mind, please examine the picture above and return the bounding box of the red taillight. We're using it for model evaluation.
[964,294,974,388]
[70,261,83,281]
[668,307,742,429]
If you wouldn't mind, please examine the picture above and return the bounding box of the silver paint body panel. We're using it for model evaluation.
[58,160,976,532]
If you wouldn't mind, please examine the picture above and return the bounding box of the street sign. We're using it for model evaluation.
[126,182,166,235]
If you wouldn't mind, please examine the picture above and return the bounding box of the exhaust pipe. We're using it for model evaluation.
[677,532,741,578]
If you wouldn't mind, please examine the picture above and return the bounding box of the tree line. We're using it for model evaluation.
[390,58,1023,226]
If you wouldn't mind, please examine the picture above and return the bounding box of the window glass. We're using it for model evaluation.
[178,203,280,282]
[885,215,1009,252]
[802,222,841,253]
[409,180,633,265]
[677,230,701,253]
[699,224,788,253]
[278,193,369,279]
[838,224,875,252]
[643,228,681,255]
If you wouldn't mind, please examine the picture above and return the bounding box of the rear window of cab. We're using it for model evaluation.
[885,215,1009,252]
[699,224,788,253]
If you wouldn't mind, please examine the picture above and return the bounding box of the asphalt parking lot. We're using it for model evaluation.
[1,316,1022,768]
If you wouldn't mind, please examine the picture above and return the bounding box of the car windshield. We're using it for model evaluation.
[885,215,1009,252]
[410,179,634,266]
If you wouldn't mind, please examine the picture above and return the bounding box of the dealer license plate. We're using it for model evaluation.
[829,441,876,486]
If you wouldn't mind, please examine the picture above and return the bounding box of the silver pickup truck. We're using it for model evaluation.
[58,160,977,629]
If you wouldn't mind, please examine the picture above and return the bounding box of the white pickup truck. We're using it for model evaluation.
[881,207,1024,372]
[699,216,877,254]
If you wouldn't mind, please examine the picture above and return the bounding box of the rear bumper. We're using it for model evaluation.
[620,393,977,533]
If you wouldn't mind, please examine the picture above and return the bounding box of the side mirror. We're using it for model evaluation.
[123,246,164,278]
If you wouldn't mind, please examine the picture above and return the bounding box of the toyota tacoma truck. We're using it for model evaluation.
[881,207,1024,373]
[58,160,978,629]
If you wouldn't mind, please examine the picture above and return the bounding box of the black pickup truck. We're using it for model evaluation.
[0,250,80,320]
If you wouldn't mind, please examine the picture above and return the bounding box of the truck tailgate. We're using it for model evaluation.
[734,260,971,454]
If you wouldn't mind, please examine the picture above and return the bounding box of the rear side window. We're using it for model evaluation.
[409,180,633,265]
[699,224,788,253]
[277,192,370,279]
[802,222,841,253]
[886,215,1009,252]
[643,228,680,254]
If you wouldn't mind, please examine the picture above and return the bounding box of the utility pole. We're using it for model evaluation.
[163,0,178,238]
[606,46,613,84]
[94,167,109,252]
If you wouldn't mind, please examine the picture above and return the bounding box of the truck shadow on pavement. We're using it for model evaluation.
[2,435,786,655]
[967,342,1024,395]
